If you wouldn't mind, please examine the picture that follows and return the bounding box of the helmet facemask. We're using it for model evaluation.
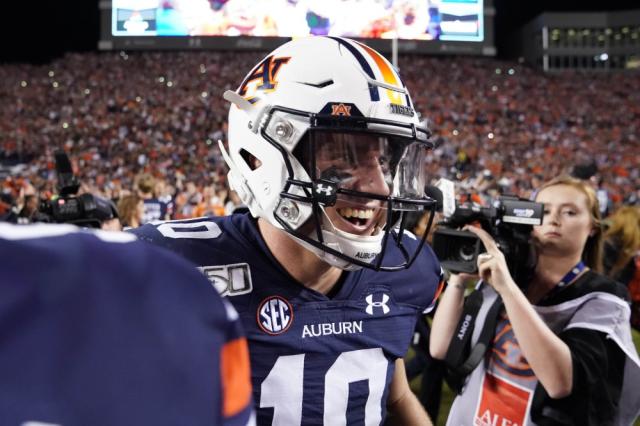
[261,105,437,271]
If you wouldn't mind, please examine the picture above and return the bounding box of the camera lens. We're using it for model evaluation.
[457,244,476,262]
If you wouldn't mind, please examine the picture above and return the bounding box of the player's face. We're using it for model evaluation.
[314,132,393,236]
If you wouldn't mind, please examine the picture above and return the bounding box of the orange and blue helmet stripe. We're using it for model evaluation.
[328,37,411,107]
[328,36,380,101]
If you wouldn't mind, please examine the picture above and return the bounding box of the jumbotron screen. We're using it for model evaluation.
[111,0,485,42]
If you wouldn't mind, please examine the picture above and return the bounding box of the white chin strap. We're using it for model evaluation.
[291,213,385,271]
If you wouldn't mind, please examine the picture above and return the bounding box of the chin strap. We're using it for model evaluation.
[290,213,384,271]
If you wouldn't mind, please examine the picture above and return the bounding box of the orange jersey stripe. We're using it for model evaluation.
[432,280,445,303]
[220,337,252,418]
[356,42,403,105]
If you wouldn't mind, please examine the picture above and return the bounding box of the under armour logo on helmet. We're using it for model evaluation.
[315,184,334,196]
[365,293,390,315]
[313,180,338,206]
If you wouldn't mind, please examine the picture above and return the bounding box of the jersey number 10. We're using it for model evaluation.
[261,348,388,425]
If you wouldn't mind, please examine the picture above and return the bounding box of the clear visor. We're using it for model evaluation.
[296,130,428,210]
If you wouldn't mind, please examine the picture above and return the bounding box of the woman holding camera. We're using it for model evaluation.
[430,176,640,425]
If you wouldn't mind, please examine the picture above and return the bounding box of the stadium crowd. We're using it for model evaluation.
[1,50,639,221]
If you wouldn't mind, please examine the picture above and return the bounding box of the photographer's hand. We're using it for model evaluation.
[464,226,517,295]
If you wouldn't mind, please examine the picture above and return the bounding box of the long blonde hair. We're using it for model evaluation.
[604,206,640,277]
[536,175,603,273]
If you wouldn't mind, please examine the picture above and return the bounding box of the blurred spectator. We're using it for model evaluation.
[604,206,640,283]
[17,194,38,224]
[117,194,144,229]
[0,193,18,223]
[603,206,640,329]
[137,173,170,224]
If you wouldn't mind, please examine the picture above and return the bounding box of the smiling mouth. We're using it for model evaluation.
[337,207,375,227]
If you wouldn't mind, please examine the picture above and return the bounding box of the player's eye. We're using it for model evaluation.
[320,166,353,183]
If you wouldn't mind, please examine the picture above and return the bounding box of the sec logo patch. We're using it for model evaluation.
[257,296,293,335]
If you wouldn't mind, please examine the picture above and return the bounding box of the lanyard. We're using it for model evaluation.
[543,261,587,301]
[556,261,587,288]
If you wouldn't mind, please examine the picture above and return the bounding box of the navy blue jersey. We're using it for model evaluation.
[0,223,253,426]
[132,214,442,425]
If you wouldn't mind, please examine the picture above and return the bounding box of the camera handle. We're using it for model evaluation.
[444,284,504,394]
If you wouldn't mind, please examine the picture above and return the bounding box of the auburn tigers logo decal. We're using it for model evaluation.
[330,103,352,116]
[237,55,290,104]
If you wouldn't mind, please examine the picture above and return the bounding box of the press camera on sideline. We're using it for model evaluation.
[36,151,118,229]
[432,193,543,279]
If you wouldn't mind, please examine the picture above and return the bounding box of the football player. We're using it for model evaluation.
[0,223,254,426]
[133,36,442,425]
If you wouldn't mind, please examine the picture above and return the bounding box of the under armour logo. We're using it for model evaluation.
[313,180,338,206]
[315,184,334,195]
[365,294,390,315]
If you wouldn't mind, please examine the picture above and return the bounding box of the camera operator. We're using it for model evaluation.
[430,176,640,425]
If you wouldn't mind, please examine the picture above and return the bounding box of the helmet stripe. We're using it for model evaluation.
[355,41,404,105]
[327,36,380,101]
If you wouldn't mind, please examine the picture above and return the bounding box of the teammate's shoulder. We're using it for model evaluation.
[0,222,138,254]
[0,222,229,313]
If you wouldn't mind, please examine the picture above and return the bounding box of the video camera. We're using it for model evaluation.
[36,151,118,228]
[432,195,544,280]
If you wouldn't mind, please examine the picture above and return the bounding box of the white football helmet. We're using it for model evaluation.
[221,36,436,271]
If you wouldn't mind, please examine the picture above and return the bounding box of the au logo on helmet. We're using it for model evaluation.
[331,103,352,117]
[237,55,291,104]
